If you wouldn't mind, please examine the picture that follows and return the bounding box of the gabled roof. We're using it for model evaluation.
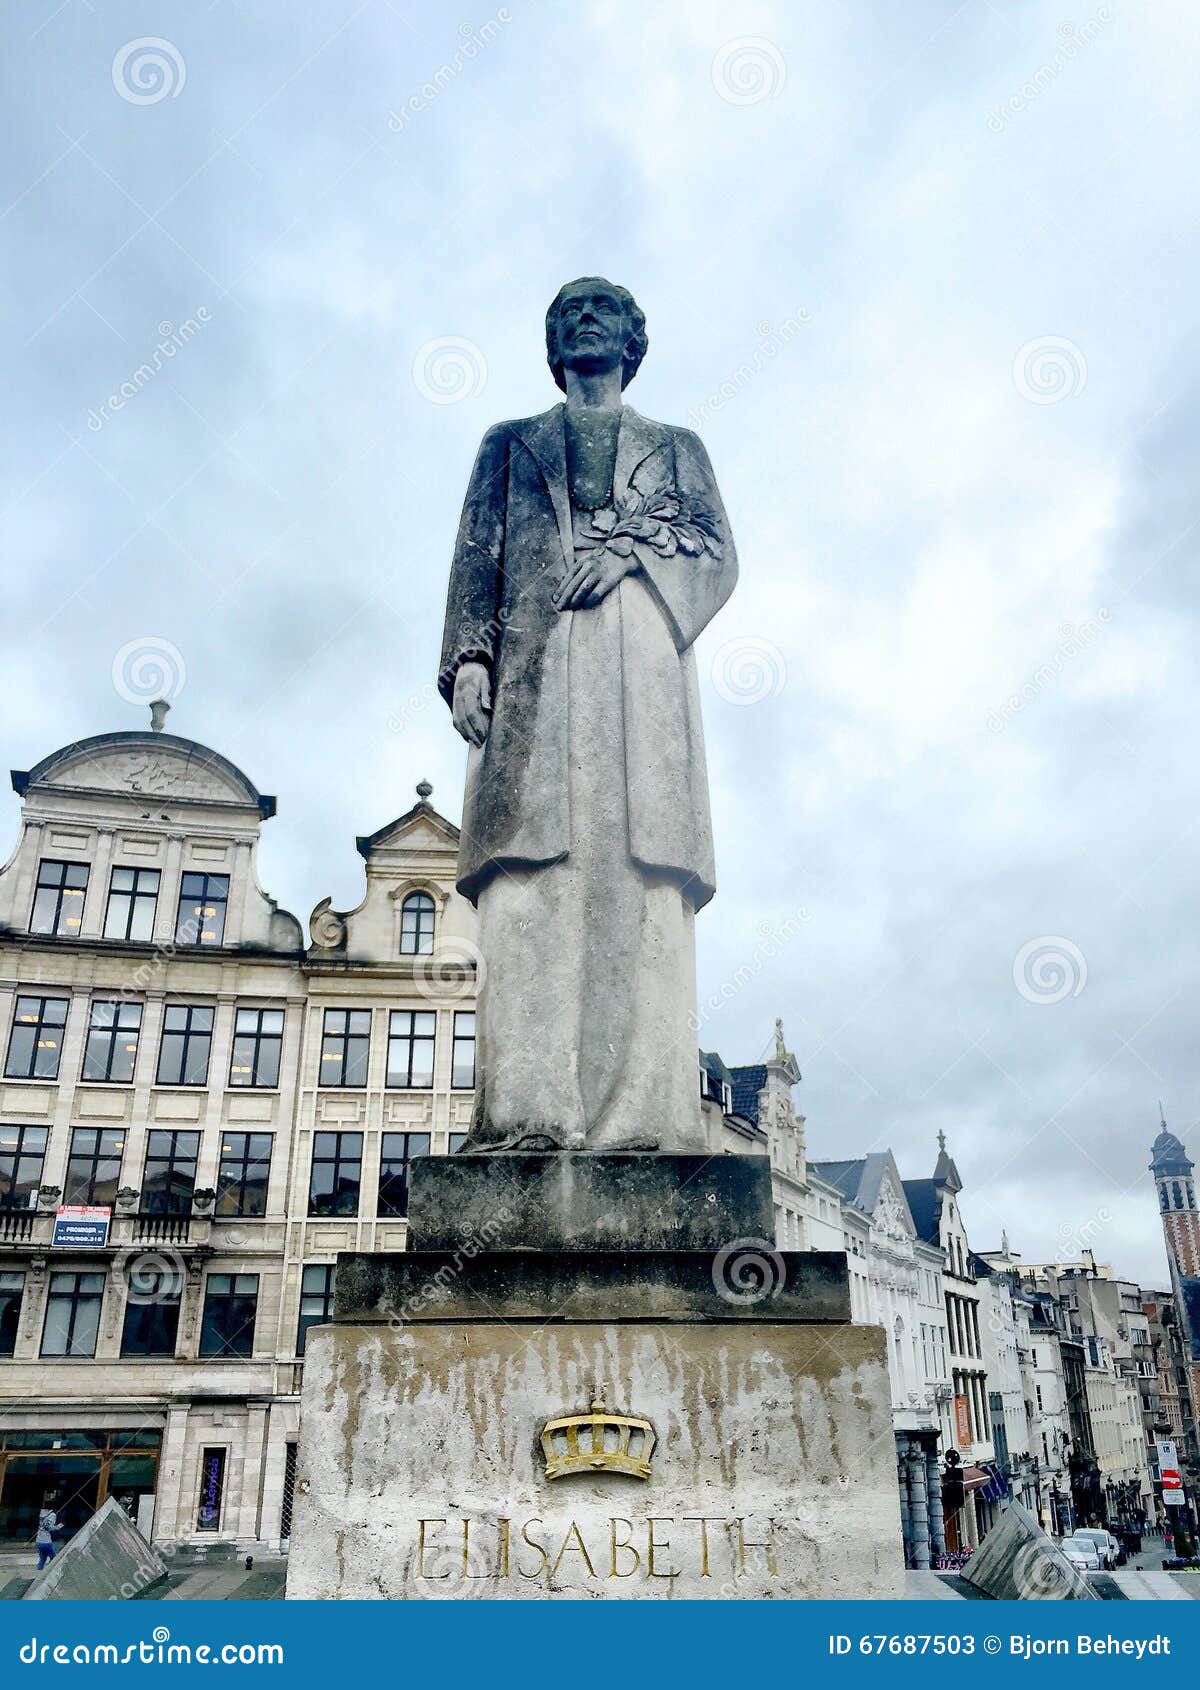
[12,731,275,817]
[356,788,460,858]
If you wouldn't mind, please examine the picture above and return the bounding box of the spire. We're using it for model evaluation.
[937,1129,946,1153]
[933,1131,963,1192]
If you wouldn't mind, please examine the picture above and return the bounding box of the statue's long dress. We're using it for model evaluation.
[469,486,704,1151]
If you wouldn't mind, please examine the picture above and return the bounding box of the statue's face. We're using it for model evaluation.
[554,284,630,377]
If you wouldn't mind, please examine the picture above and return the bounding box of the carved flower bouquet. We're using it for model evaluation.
[576,484,722,566]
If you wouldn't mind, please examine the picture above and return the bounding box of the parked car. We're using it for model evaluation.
[1059,1534,1102,1572]
[1073,1528,1121,1568]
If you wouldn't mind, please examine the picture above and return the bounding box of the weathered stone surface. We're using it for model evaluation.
[961,1501,1097,1601]
[23,1498,167,1602]
[286,1319,904,1600]
[407,1150,774,1252]
[334,1248,851,1325]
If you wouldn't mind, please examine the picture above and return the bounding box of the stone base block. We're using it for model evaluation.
[286,1317,905,1599]
[23,1497,167,1602]
[406,1151,774,1252]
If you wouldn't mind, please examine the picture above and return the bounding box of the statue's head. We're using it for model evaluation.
[545,277,648,392]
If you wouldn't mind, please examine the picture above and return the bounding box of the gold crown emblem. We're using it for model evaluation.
[539,1390,656,1482]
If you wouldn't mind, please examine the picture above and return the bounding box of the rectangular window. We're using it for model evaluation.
[320,1010,370,1087]
[448,1131,468,1154]
[216,1132,272,1218]
[156,1004,214,1086]
[377,1131,431,1218]
[120,1268,182,1357]
[308,1132,362,1217]
[5,995,69,1080]
[41,1270,105,1357]
[386,1011,434,1089]
[451,1011,476,1089]
[0,1126,48,1210]
[0,1270,24,1356]
[229,1008,283,1088]
[197,1448,227,1531]
[175,872,229,946]
[141,1130,200,1216]
[30,858,88,936]
[104,866,160,942]
[199,1273,258,1358]
[81,1000,142,1083]
[297,1264,336,1355]
[64,1127,124,1208]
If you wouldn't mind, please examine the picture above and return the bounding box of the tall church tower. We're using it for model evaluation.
[1151,1114,1200,1281]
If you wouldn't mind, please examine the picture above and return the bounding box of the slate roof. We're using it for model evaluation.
[1150,1123,1193,1175]
[812,1154,888,1217]
[729,1064,768,1124]
[902,1178,942,1247]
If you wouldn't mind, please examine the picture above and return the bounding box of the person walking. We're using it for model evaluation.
[34,1500,60,1570]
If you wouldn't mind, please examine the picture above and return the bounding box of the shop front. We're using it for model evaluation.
[0,1426,162,1545]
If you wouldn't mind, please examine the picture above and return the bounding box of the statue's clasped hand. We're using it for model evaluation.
[554,539,637,612]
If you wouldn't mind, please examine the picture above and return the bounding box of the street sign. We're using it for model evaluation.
[52,1204,111,1247]
[1156,1437,1186,1508]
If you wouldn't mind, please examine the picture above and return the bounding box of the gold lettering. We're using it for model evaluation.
[416,1518,447,1579]
[735,1517,778,1578]
[498,1518,510,1579]
[462,1517,492,1577]
[646,1516,679,1579]
[684,1515,727,1577]
[609,1517,641,1578]
[516,1518,549,1580]
[549,1520,597,1580]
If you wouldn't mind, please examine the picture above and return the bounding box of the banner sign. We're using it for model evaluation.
[52,1204,111,1247]
[1157,1436,1185,1507]
[953,1394,972,1448]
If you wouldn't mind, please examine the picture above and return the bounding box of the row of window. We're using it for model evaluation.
[32,860,231,946]
[0,1263,335,1361]
[5,995,476,1090]
[30,858,441,957]
[0,1124,467,1217]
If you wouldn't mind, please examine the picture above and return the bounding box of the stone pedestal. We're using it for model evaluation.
[286,1155,906,1600]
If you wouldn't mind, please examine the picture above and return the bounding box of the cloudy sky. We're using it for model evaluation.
[4,0,1198,1284]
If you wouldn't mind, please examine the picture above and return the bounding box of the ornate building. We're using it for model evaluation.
[1149,1115,1200,1526]
[0,710,475,1550]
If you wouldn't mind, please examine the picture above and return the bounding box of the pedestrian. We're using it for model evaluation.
[34,1504,59,1570]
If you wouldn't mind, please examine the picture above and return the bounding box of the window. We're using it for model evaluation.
[141,1130,200,1216]
[199,1273,258,1358]
[30,859,88,936]
[5,995,68,1080]
[82,1001,142,1083]
[156,1004,214,1086]
[64,1128,124,1208]
[104,867,160,942]
[308,1132,362,1217]
[229,1008,283,1088]
[41,1271,105,1357]
[120,1268,182,1357]
[297,1264,336,1355]
[452,1011,476,1089]
[0,1271,23,1356]
[197,1448,227,1530]
[399,891,436,955]
[0,1126,48,1210]
[448,1132,469,1154]
[175,872,229,946]
[216,1132,272,1218]
[377,1131,431,1218]
[386,1011,434,1089]
[320,1010,370,1087]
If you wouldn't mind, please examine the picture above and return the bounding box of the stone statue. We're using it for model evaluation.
[440,278,737,1151]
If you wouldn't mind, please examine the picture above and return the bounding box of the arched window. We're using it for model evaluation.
[399,891,436,956]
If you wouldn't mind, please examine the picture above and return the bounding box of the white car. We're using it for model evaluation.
[1059,1535,1102,1572]
[1073,1528,1120,1568]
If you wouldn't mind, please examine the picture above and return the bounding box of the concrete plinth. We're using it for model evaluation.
[287,1308,905,1599]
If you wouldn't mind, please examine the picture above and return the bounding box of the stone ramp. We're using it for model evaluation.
[22,1499,167,1602]
[1112,1569,1193,1600]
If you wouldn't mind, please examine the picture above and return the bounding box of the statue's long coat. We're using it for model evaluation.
[439,402,737,909]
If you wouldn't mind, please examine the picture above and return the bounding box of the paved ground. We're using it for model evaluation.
[0,1546,288,1602]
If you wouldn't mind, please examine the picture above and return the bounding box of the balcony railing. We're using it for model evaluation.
[0,1211,35,1243]
[131,1215,191,1246]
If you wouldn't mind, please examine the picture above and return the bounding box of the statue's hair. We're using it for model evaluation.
[545,277,648,392]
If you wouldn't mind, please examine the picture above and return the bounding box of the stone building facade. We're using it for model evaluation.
[0,716,475,1550]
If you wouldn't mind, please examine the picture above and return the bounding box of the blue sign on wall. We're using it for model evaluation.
[52,1205,111,1247]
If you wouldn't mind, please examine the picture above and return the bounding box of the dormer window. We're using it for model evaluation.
[399,891,436,956]
[30,858,88,936]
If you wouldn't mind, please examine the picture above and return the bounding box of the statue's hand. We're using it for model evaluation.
[452,661,492,747]
[554,542,637,611]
